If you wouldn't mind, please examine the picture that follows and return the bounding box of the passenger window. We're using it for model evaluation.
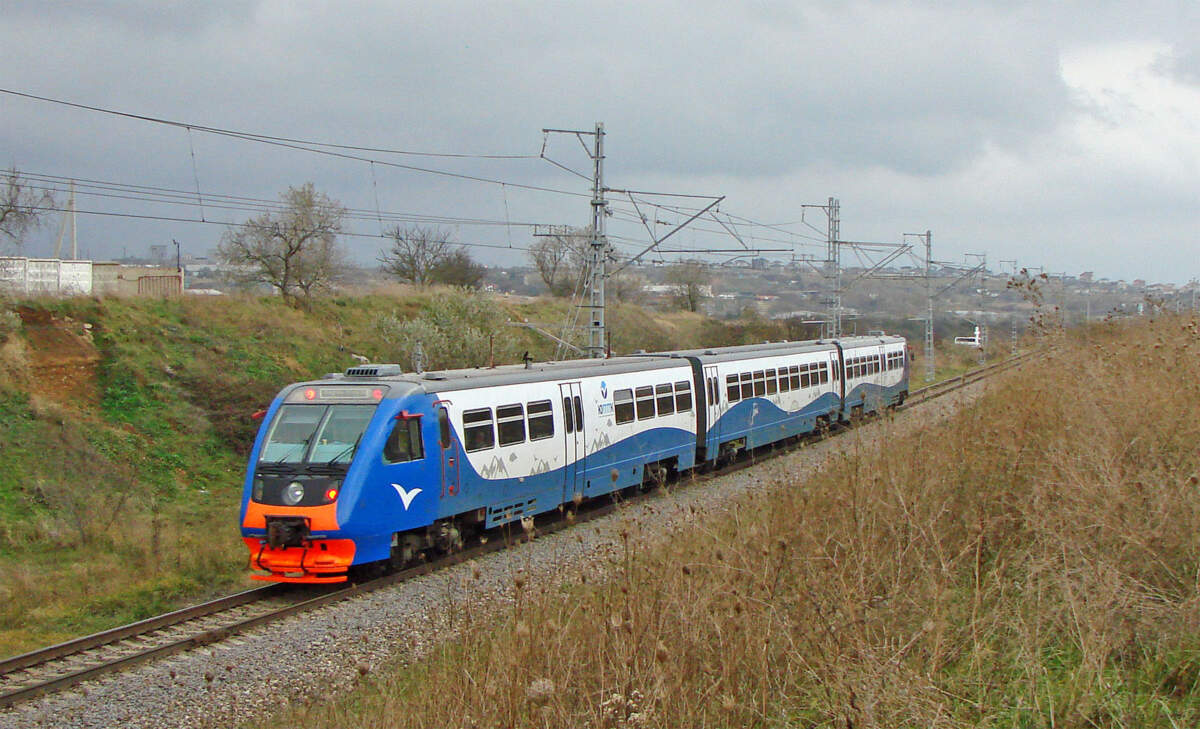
[496,404,525,447]
[635,385,655,420]
[574,395,583,431]
[675,381,692,412]
[563,396,574,434]
[384,417,424,463]
[789,365,800,390]
[753,371,765,397]
[778,367,790,392]
[765,369,777,395]
[463,408,494,452]
[820,364,829,384]
[614,388,634,424]
[528,400,554,440]
[727,374,740,403]
[656,384,675,416]
[740,372,753,400]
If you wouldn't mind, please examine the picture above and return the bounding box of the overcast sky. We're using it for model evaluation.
[2,1,1198,283]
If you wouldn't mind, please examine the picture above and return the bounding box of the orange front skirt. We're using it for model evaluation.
[244,537,356,583]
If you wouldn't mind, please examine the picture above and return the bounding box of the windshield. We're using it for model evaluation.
[259,404,377,464]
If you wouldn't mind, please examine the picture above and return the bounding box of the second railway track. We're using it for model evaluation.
[0,349,1034,710]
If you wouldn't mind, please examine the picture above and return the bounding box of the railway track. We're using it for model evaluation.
[0,349,1033,710]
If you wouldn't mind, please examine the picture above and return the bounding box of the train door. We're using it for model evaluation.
[559,382,585,503]
[436,405,460,498]
[703,365,720,459]
[871,344,886,410]
[831,345,846,420]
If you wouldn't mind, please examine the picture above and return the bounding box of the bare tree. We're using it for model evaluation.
[664,261,712,312]
[216,183,347,304]
[528,227,591,296]
[378,225,459,286]
[1,169,55,254]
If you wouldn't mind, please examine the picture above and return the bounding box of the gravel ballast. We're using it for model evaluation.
[1,385,984,729]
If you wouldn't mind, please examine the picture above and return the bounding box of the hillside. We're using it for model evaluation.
[2,287,934,656]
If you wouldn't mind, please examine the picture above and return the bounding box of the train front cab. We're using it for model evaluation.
[240,381,440,583]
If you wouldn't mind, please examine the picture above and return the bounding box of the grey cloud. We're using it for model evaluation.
[4,0,259,35]
[2,0,1198,282]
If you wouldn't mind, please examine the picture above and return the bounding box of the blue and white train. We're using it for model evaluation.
[240,335,908,582]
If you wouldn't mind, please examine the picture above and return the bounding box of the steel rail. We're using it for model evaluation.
[0,348,1034,709]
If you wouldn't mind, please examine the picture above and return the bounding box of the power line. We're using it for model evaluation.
[20,171,542,229]
[28,204,536,253]
[0,87,539,160]
[1,87,587,198]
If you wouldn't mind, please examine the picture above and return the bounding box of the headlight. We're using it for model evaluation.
[283,481,306,506]
[253,479,265,502]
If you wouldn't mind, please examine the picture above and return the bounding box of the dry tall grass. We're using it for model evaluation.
[275,316,1200,728]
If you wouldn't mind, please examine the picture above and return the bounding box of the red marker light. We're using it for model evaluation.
[304,388,317,401]
[325,488,339,501]
[372,388,384,401]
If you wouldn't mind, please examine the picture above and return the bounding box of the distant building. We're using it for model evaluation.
[0,257,183,297]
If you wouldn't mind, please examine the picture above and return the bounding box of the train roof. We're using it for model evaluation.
[312,353,687,395]
[301,334,906,396]
[656,334,905,363]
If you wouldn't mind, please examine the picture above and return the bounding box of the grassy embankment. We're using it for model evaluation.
[0,288,835,657]
[274,315,1200,728]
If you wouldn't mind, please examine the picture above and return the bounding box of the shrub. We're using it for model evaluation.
[376,289,523,371]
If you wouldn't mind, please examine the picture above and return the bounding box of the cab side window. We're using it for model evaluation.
[384,418,424,463]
